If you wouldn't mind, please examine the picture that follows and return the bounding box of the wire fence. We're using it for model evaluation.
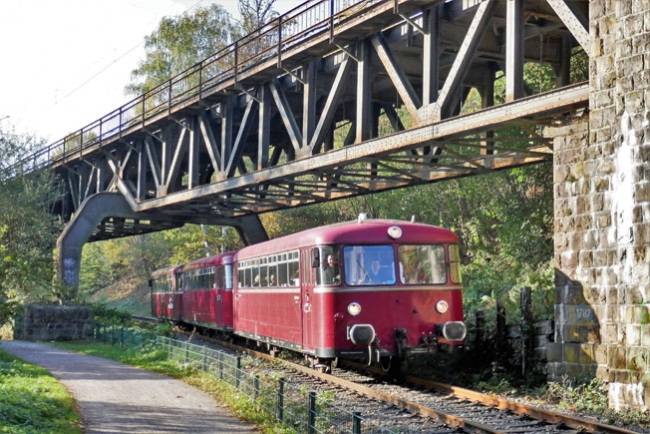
[94,324,396,434]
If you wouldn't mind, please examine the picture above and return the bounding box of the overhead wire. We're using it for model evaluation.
[60,0,206,102]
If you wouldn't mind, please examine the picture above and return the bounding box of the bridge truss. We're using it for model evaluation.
[12,0,588,246]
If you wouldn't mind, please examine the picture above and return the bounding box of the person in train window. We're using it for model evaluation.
[359,258,394,284]
[322,254,340,285]
[268,274,276,286]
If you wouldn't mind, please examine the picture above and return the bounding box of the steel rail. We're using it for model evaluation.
[339,359,638,434]
[405,376,640,434]
[171,328,632,434]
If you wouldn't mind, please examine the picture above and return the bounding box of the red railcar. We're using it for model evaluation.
[233,216,466,368]
[150,265,184,322]
[180,252,235,332]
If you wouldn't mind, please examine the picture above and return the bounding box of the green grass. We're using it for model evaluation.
[0,349,81,434]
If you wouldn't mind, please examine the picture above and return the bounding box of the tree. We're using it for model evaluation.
[125,4,239,96]
[0,126,63,325]
[238,0,278,33]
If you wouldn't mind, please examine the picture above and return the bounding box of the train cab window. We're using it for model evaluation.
[398,245,447,284]
[316,246,340,286]
[448,245,463,284]
[344,245,395,285]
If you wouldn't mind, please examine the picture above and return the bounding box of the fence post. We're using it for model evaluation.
[308,391,316,434]
[219,353,224,380]
[520,286,533,377]
[277,378,285,422]
[353,412,362,434]
[235,357,241,389]
[496,300,506,364]
[254,375,260,402]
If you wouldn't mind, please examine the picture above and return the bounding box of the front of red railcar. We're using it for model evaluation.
[149,264,184,323]
[308,216,466,366]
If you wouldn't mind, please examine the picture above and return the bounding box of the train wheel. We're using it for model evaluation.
[316,358,331,373]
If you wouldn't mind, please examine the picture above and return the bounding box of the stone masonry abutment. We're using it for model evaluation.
[551,1,650,412]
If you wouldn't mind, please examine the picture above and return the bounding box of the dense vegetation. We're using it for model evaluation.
[0,126,63,328]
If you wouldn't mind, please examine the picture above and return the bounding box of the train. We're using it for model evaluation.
[150,215,466,371]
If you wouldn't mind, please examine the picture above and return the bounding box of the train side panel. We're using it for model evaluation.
[180,252,235,332]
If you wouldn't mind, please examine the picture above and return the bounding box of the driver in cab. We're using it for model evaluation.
[358,258,394,284]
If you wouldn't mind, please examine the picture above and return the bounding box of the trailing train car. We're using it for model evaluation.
[179,251,236,333]
[233,215,466,369]
[150,265,184,322]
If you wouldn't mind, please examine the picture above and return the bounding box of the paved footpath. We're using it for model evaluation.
[2,340,257,434]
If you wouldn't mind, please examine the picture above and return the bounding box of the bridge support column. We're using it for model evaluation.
[56,192,268,297]
[551,1,650,412]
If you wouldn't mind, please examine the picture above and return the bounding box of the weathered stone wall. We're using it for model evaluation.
[13,305,94,341]
[551,1,650,412]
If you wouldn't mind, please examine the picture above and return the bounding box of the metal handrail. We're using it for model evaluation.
[2,0,388,179]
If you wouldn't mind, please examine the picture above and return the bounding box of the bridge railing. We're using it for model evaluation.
[4,0,388,179]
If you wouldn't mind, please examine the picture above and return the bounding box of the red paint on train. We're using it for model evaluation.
[151,217,466,366]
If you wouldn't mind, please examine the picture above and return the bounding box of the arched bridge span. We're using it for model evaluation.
[5,0,589,287]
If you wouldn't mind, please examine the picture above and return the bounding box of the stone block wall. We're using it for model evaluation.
[13,305,94,342]
[551,1,650,412]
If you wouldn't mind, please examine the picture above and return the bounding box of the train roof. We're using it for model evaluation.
[150,264,184,277]
[182,251,235,271]
[236,217,458,259]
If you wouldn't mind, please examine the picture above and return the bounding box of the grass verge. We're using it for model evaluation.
[0,348,81,434]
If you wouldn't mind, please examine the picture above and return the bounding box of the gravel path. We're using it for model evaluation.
[1,340,257,434]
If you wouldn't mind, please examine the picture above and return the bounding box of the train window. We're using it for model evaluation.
[278,262,289,286]
[317,246,340,286]
[288,253,300,286]
[251,259,259,287]
[224,264,233,289]
[448,245,463,284]
[245,266,252,287]
[344,245,395,285]
[260,263,268,287]
[268,263,277,286]
[398,245,447,284]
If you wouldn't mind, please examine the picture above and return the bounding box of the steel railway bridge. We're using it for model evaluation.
[4,0,589,288]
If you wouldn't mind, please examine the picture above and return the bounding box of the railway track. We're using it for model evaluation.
[159,326,639,434]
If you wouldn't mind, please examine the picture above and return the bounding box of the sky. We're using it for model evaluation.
[0,0,299,143]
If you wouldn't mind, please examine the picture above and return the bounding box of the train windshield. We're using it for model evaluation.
[344,245,396,286]
[398,245,447,284]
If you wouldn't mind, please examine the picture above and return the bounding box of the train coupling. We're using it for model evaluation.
[395,328,408,357]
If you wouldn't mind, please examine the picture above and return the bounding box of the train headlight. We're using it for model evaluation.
[435,300,449,314]
[387,226,402,239]
[347,302,362,317]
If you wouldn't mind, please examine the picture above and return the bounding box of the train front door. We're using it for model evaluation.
[301,249,314,352]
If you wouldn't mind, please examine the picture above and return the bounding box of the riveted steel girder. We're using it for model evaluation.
[6,0,589,245]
